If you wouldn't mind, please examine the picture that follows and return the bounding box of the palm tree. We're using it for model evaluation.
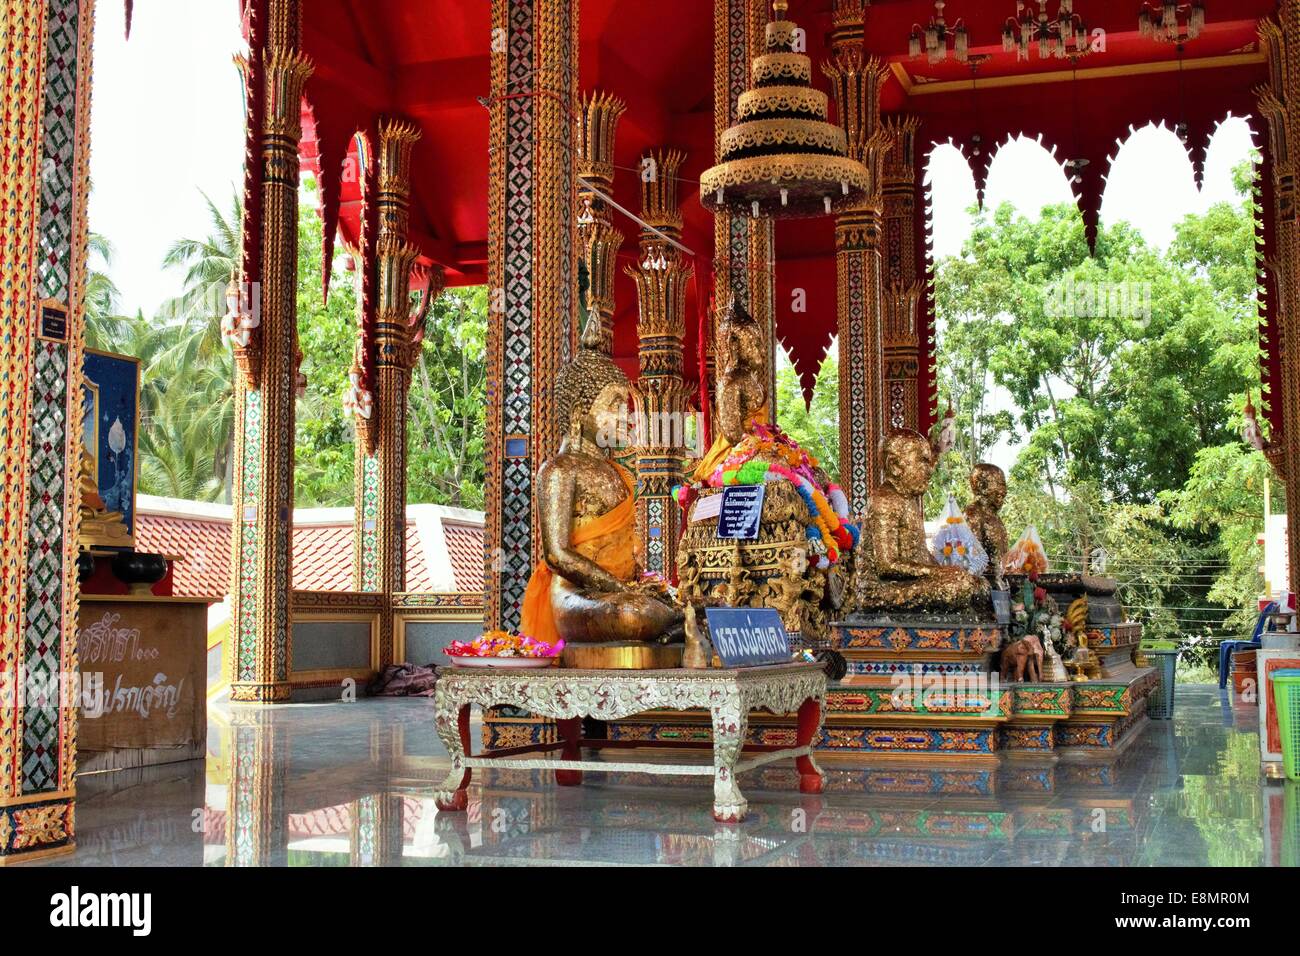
[151,190,243,501]
[160,190,241,336]
[83,233,131,351]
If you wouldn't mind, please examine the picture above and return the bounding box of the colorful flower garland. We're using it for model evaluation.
[677,423,859,569]
[446,630,564,659]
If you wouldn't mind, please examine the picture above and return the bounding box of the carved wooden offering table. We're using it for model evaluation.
[433,662,827,823]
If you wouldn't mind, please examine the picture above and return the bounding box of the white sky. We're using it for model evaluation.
[88,4,1258,477]
[88,0,245,319]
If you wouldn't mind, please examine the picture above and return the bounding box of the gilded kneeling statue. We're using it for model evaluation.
[520,343,683,662]
[855,430,988,616]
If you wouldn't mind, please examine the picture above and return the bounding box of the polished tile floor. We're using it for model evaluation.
[46,684,1297,866]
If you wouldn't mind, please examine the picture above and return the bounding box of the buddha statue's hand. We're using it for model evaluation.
[628,577,673,603]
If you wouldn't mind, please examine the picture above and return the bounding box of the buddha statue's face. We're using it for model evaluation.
[580,382,631,450]
[971,465,1007,510]
[882,432,933,498]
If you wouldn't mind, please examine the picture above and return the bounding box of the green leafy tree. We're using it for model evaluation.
[935,156,1268,657]
[408,287,488,509]
[775,347,839,482]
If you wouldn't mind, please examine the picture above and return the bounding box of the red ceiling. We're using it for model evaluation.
[294,0,1273,392]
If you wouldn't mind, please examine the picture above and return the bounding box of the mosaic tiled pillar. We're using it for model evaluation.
[0,0,93,865]
[349,793,405,867]
[228,0,312,703]
[881,116,924,434]
[628,150,692,576]
[824,10,889,509]
[224,708,288,866]
[1260,6,1300,584]
[713,0,776,427]
[485,0,578,630]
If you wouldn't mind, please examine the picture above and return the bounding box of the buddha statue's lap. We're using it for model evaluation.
[854,430,988,617]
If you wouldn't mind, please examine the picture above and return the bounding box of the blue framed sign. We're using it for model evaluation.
[716,484,765,540]
[704,607,790,668]
[81,349,140,548]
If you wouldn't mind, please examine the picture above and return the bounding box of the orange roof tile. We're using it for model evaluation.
[135,514,230,599]
[136,510,465,598]
[443,523,485,593]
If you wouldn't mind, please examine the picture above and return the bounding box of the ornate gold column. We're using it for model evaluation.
[713,0,777,430]
[228,0,312,703]
[350,120,443,666]
[1259,6,1300,585]
[0,0,93,864]
[485,0,579,630]
[628,150,693,576]
[881,116,924,433]
[577,91,626,356]
[823,2,889,508]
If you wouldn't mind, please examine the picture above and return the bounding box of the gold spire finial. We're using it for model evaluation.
[773,0,788,18]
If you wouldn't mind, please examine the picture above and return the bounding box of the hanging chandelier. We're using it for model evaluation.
[700,0,871,220]
[909,1,970,64]
[1002,1,1092,61]
[1138,1,1206,43]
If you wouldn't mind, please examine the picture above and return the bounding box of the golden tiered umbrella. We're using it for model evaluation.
[701,0,872,219]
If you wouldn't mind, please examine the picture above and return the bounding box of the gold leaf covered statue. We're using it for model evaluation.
[713,292,769,447]
[855,430,987,614]
[964,463,1009,592]
[677,295,847,641]
[520,325,682,656]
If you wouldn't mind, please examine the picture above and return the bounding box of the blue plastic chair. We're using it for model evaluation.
[1219,601,1277,689]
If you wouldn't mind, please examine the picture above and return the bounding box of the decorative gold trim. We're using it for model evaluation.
[900,50,1266,97]
[737,85,828,120]
[720,117,847,156]
[701,154,871,207]
[0,843,76,866]
[752,52,812,85]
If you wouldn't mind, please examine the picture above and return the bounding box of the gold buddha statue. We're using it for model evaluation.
[78,441,131,547]
[677,296,844,640]
[964,463,1009,592]
[520,326,682,660]
[855,430,987,614]
[715,293,768,446]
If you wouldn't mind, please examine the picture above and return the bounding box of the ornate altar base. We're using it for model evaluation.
[489,619,1158,762]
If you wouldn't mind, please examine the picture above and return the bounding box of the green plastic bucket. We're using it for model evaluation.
[1286,781,1300,868]
[1147,648,1178,720]
[1272,669,1300,782]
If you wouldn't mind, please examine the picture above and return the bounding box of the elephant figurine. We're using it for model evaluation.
[999,635,1044,683]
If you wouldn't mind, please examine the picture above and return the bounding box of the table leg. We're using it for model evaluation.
[435,701,472,812]
[555,717,584,787]
[711,703,749,824]
[795,695,824,795]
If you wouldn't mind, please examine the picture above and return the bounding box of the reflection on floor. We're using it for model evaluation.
[42,685,1298,867]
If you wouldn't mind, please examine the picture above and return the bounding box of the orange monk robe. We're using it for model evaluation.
[691,406,770,484]
[520,465,638,645]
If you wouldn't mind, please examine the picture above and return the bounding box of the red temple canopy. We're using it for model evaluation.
[292,0,1272,407]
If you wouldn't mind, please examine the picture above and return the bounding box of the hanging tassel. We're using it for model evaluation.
[124,0,134,39]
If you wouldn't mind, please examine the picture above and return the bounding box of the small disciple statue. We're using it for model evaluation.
[964,463,1009,592]
[856,430,988,614]
[520,337,682,648]
[714,294,769,445]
